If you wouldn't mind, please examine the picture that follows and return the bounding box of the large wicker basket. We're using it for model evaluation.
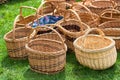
[57,9,90,51]
[98,20,120,50]
[100,9,120,23]
[83,0,117,15]
[16,6,37,28]
[26,26,67,74]
[72,2,100,28]
[4,15,36,59]
[73,28,117,70]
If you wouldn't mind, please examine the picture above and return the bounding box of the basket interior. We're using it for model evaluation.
[76,35,112,50]
[91,1,113,8]
[6,28,33,39]
[28,40,64,52]
[60,20,86,32]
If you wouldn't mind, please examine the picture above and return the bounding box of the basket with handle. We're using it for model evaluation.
[4,15,36,59]
[83,0,117,15]
[16,6,37,28]
[26,26,67,74]
[73,28,117,70]
[56,9,90,51]
[72,2,100,28]
[98,20,120,50]
[100,9,120,23]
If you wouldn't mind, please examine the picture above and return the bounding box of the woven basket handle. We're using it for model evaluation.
[37,1,57,16]
[13,15,21,40]
[83,0,116,8]
[81,28,105,48]
[72,2,94,21]
[100,9,120,18]
[20,6,37,20]
[34,24,66,51]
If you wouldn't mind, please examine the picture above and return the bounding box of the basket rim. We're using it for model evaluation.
[89,1,117,8]
[4,27,35,42]
[73,35,115,53]
[26,39,67,55]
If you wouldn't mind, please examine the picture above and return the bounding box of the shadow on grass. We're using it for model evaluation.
[66,51,120,80]
[23,68,65,80]
[1,56,29,68]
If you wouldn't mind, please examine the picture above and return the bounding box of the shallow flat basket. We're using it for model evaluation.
[73,28,117,70]
[4,15,35,59]
[26,26,67,74]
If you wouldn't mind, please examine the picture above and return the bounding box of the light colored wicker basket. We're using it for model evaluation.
[26,26,67,74]
[4,15,36,59]
[72,2,100,28]
[83,0,117,15]
[16,6,37,28]
[100,9,120,23]
[57,9,90,51]
[73,28,117,70]
[98,20,120,50]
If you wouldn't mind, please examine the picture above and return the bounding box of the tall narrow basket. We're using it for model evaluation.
[73,28,117,70]
[26,26,67,74]
[4,15,36,59]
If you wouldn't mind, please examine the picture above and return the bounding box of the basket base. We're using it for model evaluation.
[30,66,65,74]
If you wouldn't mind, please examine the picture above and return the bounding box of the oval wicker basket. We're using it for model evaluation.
[72,2,100,28]
[57,9,90,51]
[4,15,36,59]
[26,26,67,74]
[73,28,117,70]
[16,6,37,28]
[100,9,120,23]
[98,20,120,50]
[83,0,117,15]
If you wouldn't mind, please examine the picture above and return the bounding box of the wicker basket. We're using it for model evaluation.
[26,26,67,74]
[72,2,100,28]
[16,6,37,28]
[100,9,120,23]
[73,28,117,70]
[83,0,117,15]
[4,15,36,59]
[57,9,90,51]
[98,20,120,50]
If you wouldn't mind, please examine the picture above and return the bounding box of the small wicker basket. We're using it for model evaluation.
[26,26,67,74]
[57,9,90,51]
[98,20,120,50]
[100,9,120,23]
[16,6,37,28]
[73,28,117,70]
[4,15,36,59]
[83,0,117,15]
[72,2,100,28]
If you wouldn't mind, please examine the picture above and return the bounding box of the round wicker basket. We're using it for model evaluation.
[26,26,67,74]
[73,28,117,70]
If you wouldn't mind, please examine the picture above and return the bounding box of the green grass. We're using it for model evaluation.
[0,0,120,80]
